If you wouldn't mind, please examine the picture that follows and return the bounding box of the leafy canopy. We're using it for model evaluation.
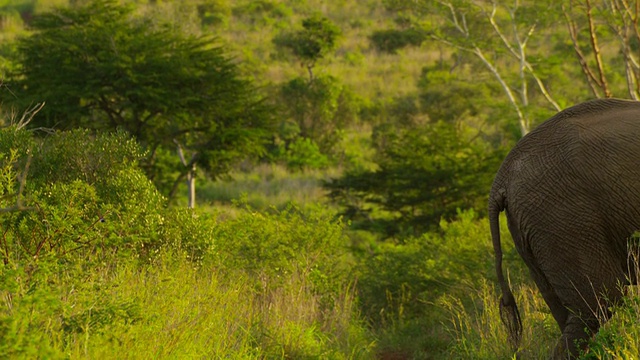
[274,14,341,80]
[326,120,504,238]
[285,15,341,67]
[7,0,275,194]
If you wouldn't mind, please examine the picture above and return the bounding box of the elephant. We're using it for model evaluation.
[489,98,640,358]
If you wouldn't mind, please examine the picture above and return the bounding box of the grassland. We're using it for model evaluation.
[2,1,640,359]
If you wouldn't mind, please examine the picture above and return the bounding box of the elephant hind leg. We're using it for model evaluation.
[552,282,621,358]
[527,263,569,330]
[551,313,600,359]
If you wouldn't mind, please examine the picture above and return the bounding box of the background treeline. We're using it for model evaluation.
[1,0,640,358]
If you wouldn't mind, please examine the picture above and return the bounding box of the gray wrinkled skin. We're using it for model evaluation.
[489,98,640,359]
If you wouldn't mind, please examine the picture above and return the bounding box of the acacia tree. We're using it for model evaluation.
[7,0,274,206]
[275,14,342,81]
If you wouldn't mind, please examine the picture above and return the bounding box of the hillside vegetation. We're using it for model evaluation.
[1,0,640,359]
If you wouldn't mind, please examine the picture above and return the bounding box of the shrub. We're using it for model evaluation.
[211,204,349,294]
[196,0,231,26]
[0,126,372,358]
[355,210,530,357]
[580,289,640,358]
[0,128,168,265]
[28,129,142,186]
[284,137,330,171]
[356,210,497,322]
[369,28,426,54]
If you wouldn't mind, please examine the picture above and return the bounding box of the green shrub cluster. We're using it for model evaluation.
[0,127,373,359]
[0,128,166,264]
[369,28,426,54]
[580,290,640,359]
[353,209,533,357]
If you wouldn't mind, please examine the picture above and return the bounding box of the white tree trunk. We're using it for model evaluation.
[174,139,197,209]
[186,163,196,209]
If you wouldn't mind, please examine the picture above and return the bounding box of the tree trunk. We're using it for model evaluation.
[174,139,197,209]
[186,163,196,209]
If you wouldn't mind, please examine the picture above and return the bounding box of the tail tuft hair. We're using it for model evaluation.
[500,291,522,351]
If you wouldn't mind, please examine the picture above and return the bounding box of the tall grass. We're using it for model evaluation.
[442,281,558,359]
[0,128,374,359]
[441,256,640,359]
[580,250,640,359]
[0,252,375,359]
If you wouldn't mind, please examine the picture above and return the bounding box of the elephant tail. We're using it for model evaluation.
[489,188,522,352]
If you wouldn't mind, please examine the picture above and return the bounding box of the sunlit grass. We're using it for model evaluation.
[1,253,375,359]
[441,255,640,359]
[581,251,640,359]
[442,281,559,360]
[215,0,434,101]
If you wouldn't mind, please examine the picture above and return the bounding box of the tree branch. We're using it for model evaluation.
[0,155,35,213]
[563,3,604,98]
[14,102,45,130]
[586,0,612,97]
[607,0,640,99]
[472,46,529,136]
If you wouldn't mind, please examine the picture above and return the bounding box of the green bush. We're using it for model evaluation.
[196,0,231,26]
[205,203,371,358]
[369,29,426,54]
[0,128,169,265]
[211,204,349,293]
[581,294,640,359]
[0,127,372,358]
[284,137,330,170]
[159,208,216,263]
[355,209,530,357]
[231,0,293,24]
[357,210,496,322]
[369,28,426,54]
[28,129,142,186]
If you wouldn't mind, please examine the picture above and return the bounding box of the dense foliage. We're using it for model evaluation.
[0,127,371,358]
[2,0,640,359]
[327,121,504,237]
[274,14,342,80]
[5,0,275,198]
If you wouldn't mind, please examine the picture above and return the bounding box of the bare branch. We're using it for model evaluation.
[441,1,468,36]
[526,65,562,111]
[0,155,35,214]
[472,46,529,135]
[607,0,640,99]
[487,2,520,59]
[15,102,45,130]
[484,1,561,112]
[563,2,604,98]
[174,139,188,167]
[586,0,612,97]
